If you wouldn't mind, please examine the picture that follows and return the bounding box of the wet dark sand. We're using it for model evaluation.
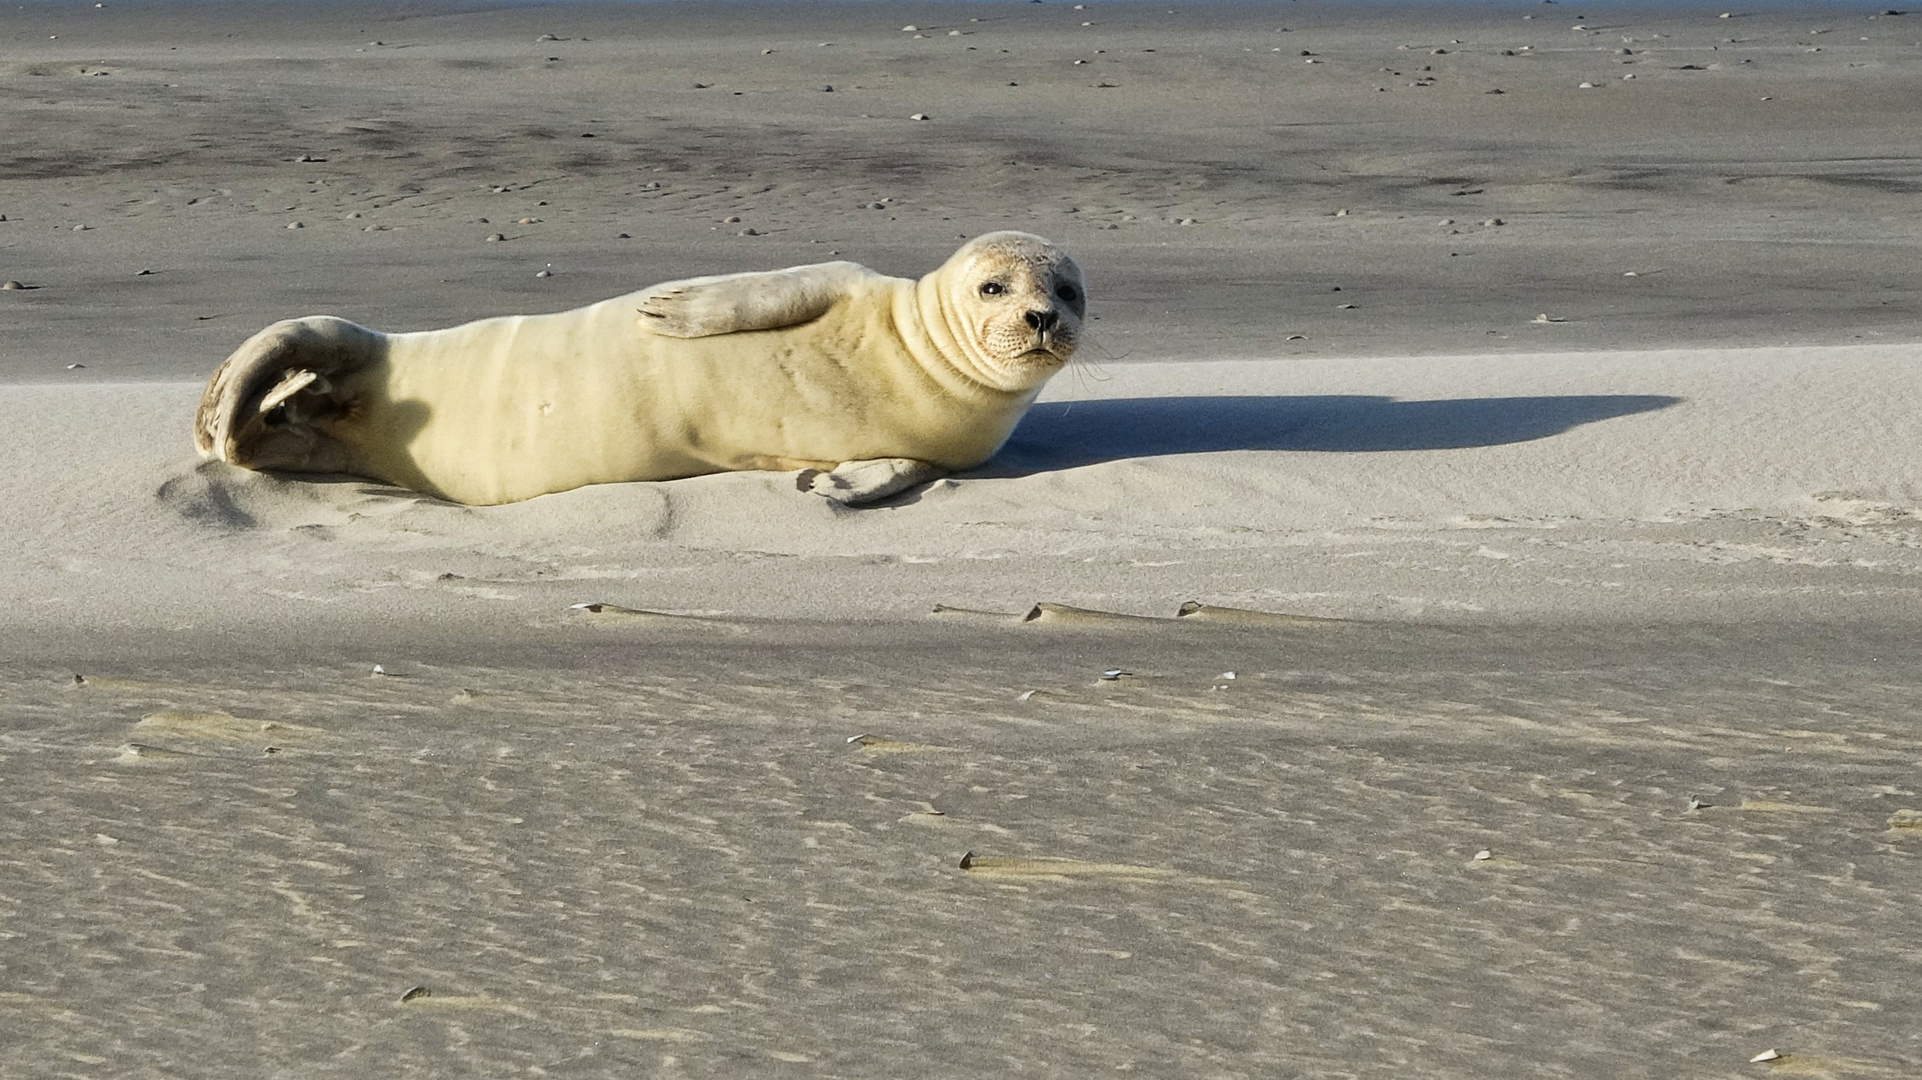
[3,1,1921,379]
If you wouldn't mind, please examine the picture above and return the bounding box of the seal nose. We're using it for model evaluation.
[1024,309,1059,332]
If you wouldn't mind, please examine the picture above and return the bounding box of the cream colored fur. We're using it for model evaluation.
[194,232,1085,506]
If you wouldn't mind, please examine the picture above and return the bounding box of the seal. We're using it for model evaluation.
[193,231,1084,506]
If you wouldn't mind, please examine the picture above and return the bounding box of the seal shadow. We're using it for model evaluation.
[977,393,1683,476]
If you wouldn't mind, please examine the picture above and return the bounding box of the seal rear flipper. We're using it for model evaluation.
[194,315,383,473]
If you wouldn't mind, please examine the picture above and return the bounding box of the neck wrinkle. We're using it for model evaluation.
[909,274,1019,400]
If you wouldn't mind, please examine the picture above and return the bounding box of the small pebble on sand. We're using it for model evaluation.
[738,228,762,236]
[72,224,90,232]
[722,215,741,223]
[1483,217,1504,226]
[536,268,553,278]
[1,281,24,290]
[67,363,85,370]
[286,222,303,229]
[485,233,505,241]
[910,113,930,120]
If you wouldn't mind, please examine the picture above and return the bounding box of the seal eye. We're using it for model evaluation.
[979,281,1006,297]
[1056,283,1080,303]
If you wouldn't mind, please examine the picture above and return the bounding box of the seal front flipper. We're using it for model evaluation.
[806,458,947,506]
[637,261,870,338]
[194,315,384,473]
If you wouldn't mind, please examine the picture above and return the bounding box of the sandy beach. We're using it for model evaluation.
[4,1,1922,1076]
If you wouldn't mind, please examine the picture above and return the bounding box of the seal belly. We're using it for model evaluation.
[344,299,693,504]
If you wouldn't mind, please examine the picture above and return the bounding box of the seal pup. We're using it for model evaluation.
[193,231,1084,506]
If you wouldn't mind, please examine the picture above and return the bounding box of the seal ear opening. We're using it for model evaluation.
[194,316,379,473]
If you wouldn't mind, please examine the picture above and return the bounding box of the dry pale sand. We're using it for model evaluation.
[4,2,1922,1077]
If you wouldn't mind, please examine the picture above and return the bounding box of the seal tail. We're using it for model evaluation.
[193,316,383,472]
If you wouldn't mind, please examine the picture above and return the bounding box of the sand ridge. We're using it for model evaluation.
[7,344,1922,634]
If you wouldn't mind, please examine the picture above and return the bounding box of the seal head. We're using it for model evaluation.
[919,231,1086,393]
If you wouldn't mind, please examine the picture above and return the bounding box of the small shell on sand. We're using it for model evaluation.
[721,215,741,223]
[910,112,930,120]
[485,233,505,241]
[1,280,24,290]
[286,221,304,229]
[536,268,553,278]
